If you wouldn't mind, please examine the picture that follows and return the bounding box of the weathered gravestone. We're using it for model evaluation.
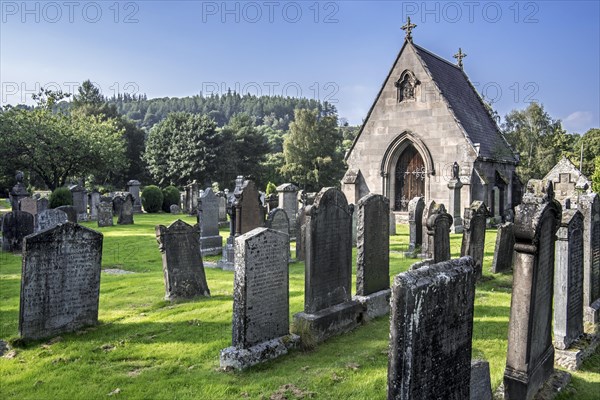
[354,194,390,320]
[235,179,264,236]
[387,257,477,400]
[461,201,489,279]
[553,209,584,351]
[218,177,244,271]
[185,180,199,215]
[170,204,181,214]
[198,188,223,255]
[70,183,88,222]
[10,171,29,211]
[419,199,437,258]
[491,222,515,273]
[156,220,210,300]
[406,196,424,256]
[217,192,227,225]
[578,193,600,324]
[389,209,397,235]
[220,227,298,370]
[292,188,361,343]
[19,197,38,218]
[18,222,103,340]
[276,183,298,239]
[1,211,34,252]
[425,203,453,263]
[503,180,562,400]
[56,205,77,223]
[37,198,49,214]
[117,194,134,225]
[126,180,142,213]
[112,194,124,217]
[97,202,114,227]
[89,191,100,220]
[448,161,464,233]
[36,209,68,232]
[265,208,290,258]
[295,206,307,262]
[471,360,493,400]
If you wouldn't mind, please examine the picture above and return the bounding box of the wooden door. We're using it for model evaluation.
[394,145,425,211]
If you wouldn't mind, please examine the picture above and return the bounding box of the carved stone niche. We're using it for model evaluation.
[395,70,419,102]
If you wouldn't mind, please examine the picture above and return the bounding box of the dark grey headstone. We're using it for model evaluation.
[198,188,222,255]
[112,195,124,216]
[356,193,389,296]
[217,193,227,222]
[420,200,437,258]
[554,209,584,350]
[461,201,488,279]
[277,183,298,239]
[491,222,515,273]
[470,360,493,400]
[36,209,68,232]
[156,219,210,300]
[295,206,307,261]
[388,257,476,400]
[235,179,264,235]
[126,180,142,213]
[37,198,49,214]
[265,208,290,257]
[170,204,181,214]
[425,203,453,263]
[18,222,103,340]
[504,180,561,400]
[407,196,424,252]
[69,184,88,221]
[89,192,100,220]
[97,202,113,227]
[217,178,243,271]
[56,206,77,223]
[578,193,600,324]
[117,194,134,225]
[1,211,34,252]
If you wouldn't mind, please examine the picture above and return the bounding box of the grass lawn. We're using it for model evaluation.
[1,212,598,399]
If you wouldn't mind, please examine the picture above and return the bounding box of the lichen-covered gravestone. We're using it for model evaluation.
[276,183,298,239]
[36,209,68,232]
[388,257,477,399]
[425,203,453,263]
[503,180,562,400]
[553,210,584,352]
[292,188,362,343]
[406,196,424,255]
[97,201,113,227]
[70,183,88,221]
[1,211,34,252]
[460,201,489,279]
[198,188,223,255]
[265,208,290,257]
[354,193,390,320]
[156,220,210,300]
[126,180,142,213]
[220,227,298,370]
[117,194,134,225]
[491,222,515,273]
[419,199,437,258]
[56,205,77,223]
[235,179,264,235]
[19,222,103,340]
[578,193,600,324]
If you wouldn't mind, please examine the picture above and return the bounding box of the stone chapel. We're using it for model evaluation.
[342,19,521,221]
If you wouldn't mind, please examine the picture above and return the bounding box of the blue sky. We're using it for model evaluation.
[1,1,599,133]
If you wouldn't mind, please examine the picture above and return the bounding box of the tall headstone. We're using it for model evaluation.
[1,211,34,252]
[218,177,244,271]
[89,191,100,221]
[578,193,600,324]
[126,180,142,213]
[265,208,291,257]
[36,209,68,232]
[235,179,264,236]
[117,194,134,225]
[389,209,397,235]
[503,180,562,400]
[97,201,114,227]
[420,200,437,258]
[553,209,584,350]
[491,222,515,273]
[56,205,77,223]
[220,227,298,370]
[292,188,361,343]
[185,180,199,215]
[217,192,228,224]
[425,203,453,263]
[197,188,223,255]
[70,183,88,222]
[354,194,390,320]
[388,257,477,399]
[276,183,299,239]
[156,220,210,300]
[406,196,424,255]
[295,206,307,261]
[37,198,49,214]
[9,171,29,211]
[448,161,464,233]
[18,222,103,340]
[461,201,489,279]
[19,197,38,218]
[112,194,124,217]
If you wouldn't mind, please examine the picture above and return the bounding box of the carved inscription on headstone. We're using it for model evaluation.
[36,209,68,232]
[19,223,103,340]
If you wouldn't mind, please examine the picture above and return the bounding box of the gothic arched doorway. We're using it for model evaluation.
[394,144,425,211]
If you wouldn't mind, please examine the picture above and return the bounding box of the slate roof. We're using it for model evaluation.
[413,44,517,163]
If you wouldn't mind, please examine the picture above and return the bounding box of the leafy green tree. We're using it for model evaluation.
[592,156,600,193]
[502,102,570,182]
[143,112,221,186]
[572,129,600,177]
[281,108,345,191]
[0,93,127,190]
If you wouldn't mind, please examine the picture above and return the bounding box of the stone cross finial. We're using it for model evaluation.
[454,48,467,69]
[401,17,417,42]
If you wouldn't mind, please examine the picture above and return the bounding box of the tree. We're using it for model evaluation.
[573,128,600,177]
[281,108,346,191]
[592,156,600,193]
[502,102,570,182]
[0,93,127,190]
[143,112,222,186]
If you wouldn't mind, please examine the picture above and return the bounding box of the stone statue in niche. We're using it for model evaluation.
[395,70,418,102]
